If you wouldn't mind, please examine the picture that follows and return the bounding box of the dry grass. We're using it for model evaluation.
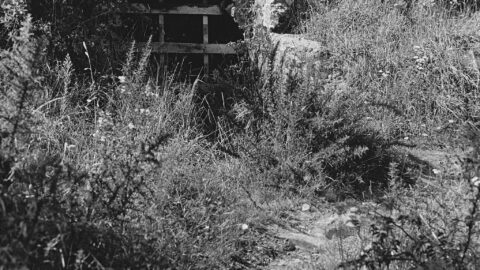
[300,0,480,145]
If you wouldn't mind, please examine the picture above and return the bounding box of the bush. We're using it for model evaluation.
[223,48,407,199]
[343,124,480,269]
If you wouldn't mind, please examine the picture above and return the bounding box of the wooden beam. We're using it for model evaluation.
[158,14,165,68]
[203,15,209,73]
[129,42,236,54]
[125,4,223,15]
[159,15,165,43]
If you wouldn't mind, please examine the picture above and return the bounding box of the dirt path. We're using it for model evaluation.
[261,147,465,269]
[262,204,372,270]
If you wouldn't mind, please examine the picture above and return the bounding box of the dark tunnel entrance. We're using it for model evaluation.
[122,0,244,78]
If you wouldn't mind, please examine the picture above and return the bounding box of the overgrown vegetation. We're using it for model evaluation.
[298,0,480,268]
[1,0,480,269]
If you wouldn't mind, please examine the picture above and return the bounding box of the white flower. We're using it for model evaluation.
[128,123,135,129]
[118,76,127,83]
[301,203,311,212]
[66,144,76,149]
[471,176,480,187]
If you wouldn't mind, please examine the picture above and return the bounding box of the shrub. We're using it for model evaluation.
[343,123,480,269]
[223,48,406,199]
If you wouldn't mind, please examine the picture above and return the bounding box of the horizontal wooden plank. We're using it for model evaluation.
[133,42,237,54]
[124,4,223,15]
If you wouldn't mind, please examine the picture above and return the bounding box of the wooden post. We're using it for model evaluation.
[159,14,165,69]
[203,15,209,75]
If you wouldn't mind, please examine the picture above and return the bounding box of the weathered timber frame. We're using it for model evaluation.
[124,3,237,74]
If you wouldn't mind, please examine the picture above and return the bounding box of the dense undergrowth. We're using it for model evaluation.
[1,0,480,269]
[298,0,480,269]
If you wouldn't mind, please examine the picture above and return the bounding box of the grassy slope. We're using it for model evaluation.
[293,1,480,269]
[300,0,480,146]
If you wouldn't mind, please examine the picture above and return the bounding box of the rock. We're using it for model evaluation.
[255,32,334,86]
[283,240,296,251]
[246,0,339,89]
[324,208,363,240]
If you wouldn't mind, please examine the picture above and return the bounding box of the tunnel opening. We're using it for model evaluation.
[123,0,244,79]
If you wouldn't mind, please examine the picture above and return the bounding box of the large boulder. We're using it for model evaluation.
[247,0,335,87]
[252,30,337,87]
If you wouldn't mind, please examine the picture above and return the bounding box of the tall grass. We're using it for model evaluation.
[2,0,480,269]
[0,5,274,268]
[292,1,480,268]
[300,0,480,143]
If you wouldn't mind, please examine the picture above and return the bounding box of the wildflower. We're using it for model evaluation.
[128,123,135,129]
[118,76,127,83]
[471,176,480,187]
[432,169,441,175]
